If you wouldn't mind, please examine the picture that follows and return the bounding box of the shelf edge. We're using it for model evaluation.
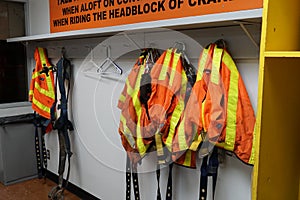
[264,51,300,58]
[7,8,262,42]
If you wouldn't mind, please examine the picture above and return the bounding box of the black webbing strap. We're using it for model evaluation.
[132,170,140,200]
[166,163,173,200]
[34,114,48,179]
[41,128,48,177]
[126,156,131,200]
[57,130,67,188]
[126,155,140,200]
[34,124,43,178]
[156,165,161,200]
[199,147,219,200]
[156,162,174,200]
[200,155,208,200]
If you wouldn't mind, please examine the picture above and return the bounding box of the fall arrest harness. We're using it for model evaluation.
[48,55,73,200]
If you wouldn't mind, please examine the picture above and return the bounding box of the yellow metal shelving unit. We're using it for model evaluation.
[253,0,300,199]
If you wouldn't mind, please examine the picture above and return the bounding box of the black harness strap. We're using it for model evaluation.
[55,56,73,190]
[34,122,43,178]
[156,165,162,200]
[199,147,219,200]
[132,169,140,200]
[126,155,140,200]
[126,156,132,200]
[166,163,173,200]
[49,56,73,200]
[41,127,48,176]
[33,114,49,179]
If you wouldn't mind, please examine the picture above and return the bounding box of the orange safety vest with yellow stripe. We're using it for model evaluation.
[147,48,191,166]
[172,44,226,168]
[118,50,152,164]
[29,47,55,120]
[175,43,256,165]
[118,48,188,164]
[214,44,256,164]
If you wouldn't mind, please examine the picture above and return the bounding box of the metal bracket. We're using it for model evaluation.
[234,21,259,49]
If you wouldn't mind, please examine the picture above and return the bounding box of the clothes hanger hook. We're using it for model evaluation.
[172,42,186,52]
[61,47,66,57]
[214,39,226,49]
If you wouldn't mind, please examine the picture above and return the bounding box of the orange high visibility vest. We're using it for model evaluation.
[131,48,187,158]
[118,50,152,164]
[118,48,188,163]
[214,45,256,164]
[148,49,187,146]
[146,48,193,166]
[172,44,226,167]
[29,47,55,120]
[175,43,256,165]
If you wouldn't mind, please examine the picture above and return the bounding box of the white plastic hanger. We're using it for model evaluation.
[83,45,123,80]
[83,46,99,72]
[96,45,123,75]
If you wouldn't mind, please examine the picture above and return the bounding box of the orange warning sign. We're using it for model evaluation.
[50,0,263,33]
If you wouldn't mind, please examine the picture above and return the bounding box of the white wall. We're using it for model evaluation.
[25,1,260,200]
[27,0,50,35]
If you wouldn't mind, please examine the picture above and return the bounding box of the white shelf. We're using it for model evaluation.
[7,8,263,42]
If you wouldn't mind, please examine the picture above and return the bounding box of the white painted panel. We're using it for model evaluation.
[27,0,50,35]
[0,102,32,117]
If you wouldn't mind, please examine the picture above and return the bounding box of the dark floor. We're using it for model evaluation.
[0,178,80,200]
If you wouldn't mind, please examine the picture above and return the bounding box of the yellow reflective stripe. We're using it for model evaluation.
[155,133,165,164]
[159,49,172,80]
[155,133,164,156]
[32,96,51,114]
[169,52,180,87]
[38,48,47,66]
[45,75,55,98]
[125,79,134,95]
[215,142,226,148]
[34,81,55,99]
[119,94,126,103]
[248,121,257,165]
[190,134,203,151]
[166,102,183,151]
[167,70,187,151]
[131,66,148,156]
[166,70,187,151]
[32,71,40,79]
[222,51,239,151]
[196,46,211,81]
[33,74,55,99]
[120,113,135,148]
[177,71,188,151]
[182,150,192,167]
[33,48,55,99]
[29,90,33,96]
[202,99,206,132]
[176,117,186,150]
[211,46,223,84]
